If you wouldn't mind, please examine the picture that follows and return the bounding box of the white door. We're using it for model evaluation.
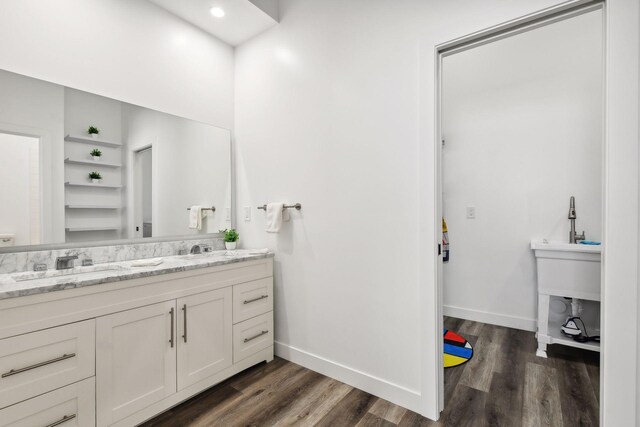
[177,288,232,390]
[96,300,177,426]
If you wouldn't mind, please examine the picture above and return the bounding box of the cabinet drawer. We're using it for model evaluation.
[233,312,273,363]
[0,320,95,409]
[233,278,273,324]
[0,377,95,427]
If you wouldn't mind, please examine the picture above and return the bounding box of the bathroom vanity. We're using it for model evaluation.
[0,251,274,427]
[531,240,601,358]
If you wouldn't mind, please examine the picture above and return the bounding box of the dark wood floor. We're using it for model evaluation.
[142,317,599,426]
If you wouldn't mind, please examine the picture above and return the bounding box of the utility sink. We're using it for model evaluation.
[531,240,601,301]
[12,264,126,282]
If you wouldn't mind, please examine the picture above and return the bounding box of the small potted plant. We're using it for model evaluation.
[90,148,102,161]
[89,171,102,183]
[87,126,100,139]
[223,228,239,250]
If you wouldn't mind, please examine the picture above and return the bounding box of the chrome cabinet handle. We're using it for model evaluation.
[182,304,187,343]
[243,295,268,305]
[244,330,269,343]
[169,308,175,348]
[45,414,76,427]
[1,353,76,378]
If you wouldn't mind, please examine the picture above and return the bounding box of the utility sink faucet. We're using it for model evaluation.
[568,196,586,244]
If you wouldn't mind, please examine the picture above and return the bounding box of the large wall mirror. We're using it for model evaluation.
[0,69,232,251]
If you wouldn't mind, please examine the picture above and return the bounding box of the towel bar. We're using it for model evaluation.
[186,206,216,211]
[258,203,302,211]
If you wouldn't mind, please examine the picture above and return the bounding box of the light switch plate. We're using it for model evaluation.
[225,207,231,221]
[466,206,476,219]
[244,206,251,221]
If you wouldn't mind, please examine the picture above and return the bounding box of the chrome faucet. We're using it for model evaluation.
[56,255,78,270]
[568,196,585,244]
[190,245,202,255]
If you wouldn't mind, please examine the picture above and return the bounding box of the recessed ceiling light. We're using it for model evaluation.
[210,7,225,18]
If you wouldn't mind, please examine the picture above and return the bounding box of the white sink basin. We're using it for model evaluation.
[531,239,601,301]
[530,240,601,254]
[12,265,126,282]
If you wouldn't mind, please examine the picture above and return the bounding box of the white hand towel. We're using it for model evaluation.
[249,248,270,255]
[189,206,203,230]
[265,202,289,233]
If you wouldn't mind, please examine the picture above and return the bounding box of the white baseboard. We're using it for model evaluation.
[443,305,536,332]
[274,341,423,414]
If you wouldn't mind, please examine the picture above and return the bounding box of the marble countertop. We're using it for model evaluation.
[0,250,274,300]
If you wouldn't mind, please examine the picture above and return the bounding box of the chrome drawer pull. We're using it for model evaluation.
[243,295,268,304]
[45,414,76,427]
[244,330,269,343]
[182,304,188,343]
[169,307,175,348]
[1,353,76,378]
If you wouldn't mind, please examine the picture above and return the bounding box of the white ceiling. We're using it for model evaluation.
[148,0,278,46]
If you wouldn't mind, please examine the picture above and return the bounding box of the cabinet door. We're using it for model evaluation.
[177,288,232,390]
[96,300,177,427]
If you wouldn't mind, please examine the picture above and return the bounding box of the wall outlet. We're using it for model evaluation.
[466,206,476,219]
[244,206,251,222]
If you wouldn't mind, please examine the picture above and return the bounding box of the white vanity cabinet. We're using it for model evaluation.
[0,256,274,427]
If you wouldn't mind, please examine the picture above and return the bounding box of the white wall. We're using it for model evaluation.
[0,0,234,130]
[0,134,40,246]
[234,0,582,416]
[442,10,603,331]
[0,69,64,243]
[123,105,232,238]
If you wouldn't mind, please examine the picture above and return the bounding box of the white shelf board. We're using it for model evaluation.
[546,318,600,352]
[65,181,122,189]
[65,205,121,210]
[65,134,122,148]
[65,158,121,168]
[65,227,120,232]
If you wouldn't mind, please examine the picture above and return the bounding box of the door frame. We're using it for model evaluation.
[131,145,153,238]
[424,0,640,424]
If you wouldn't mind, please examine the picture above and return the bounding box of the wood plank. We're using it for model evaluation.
[315,388,378,427]
[235,369,327,426]
[272,377,352,426]
[555,357,599,427]
[355,412,397,427]
[397,410,442,426]
[140,385,241,427]
[485,372,523,427]
[205,365,315,426]
[457,336,501,392]
[457,319,485,336]
[228,358,288,391]
[368,398,407,424]
[441,384,488,427]
[522,362,563,427]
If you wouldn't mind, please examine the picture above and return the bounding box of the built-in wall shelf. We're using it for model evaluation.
[65,134,122,148]
[65,205,121,210]
[64,158,121,168]
[65,181,122,189]
[65,226,120,232]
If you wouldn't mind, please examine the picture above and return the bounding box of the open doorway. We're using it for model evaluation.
[437,4,603,423]
[0,132,41,246]
[134,146,153,238]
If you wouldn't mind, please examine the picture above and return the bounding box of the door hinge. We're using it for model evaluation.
[438,243,442,255]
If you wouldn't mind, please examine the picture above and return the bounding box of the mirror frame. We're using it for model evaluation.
[0,232,228,254]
